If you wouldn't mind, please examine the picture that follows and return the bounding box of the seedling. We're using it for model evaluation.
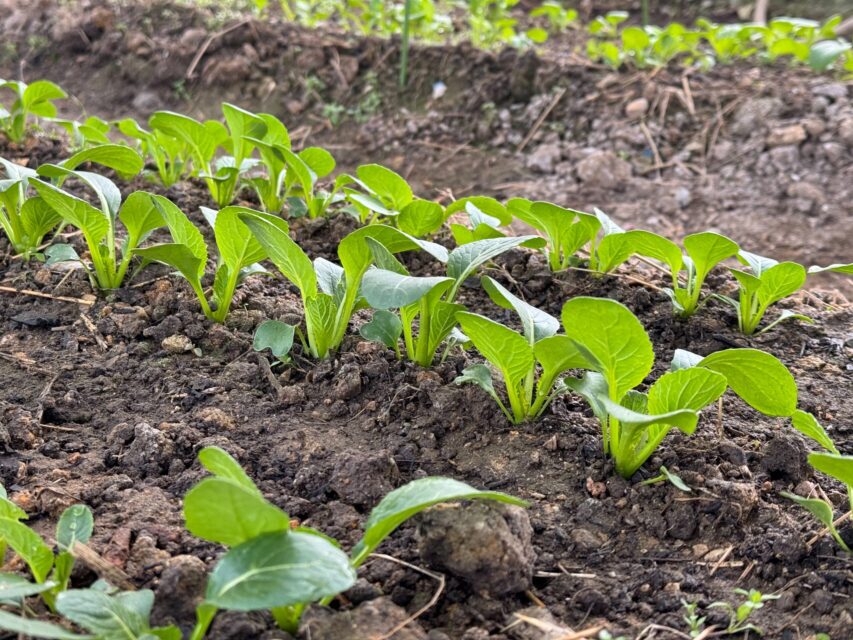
[339,163,445,237]
[561,298,797,478]
[717,250,810,335]
[117,117,188,186]
[0,79,67,142]
[627,229,739,317]
[641,465,692,492]
[361,236,535,366]
[0,485,93,613]
[183,447,525,637]
[1,145,143,260]
[681,600,707,637]
[709,588,779,635]
[134,201,267,323]
[253,319,295,365]
[0,583,180,639]
[240,210,448,359]
[28,147,159,290]
[243,114,337,216]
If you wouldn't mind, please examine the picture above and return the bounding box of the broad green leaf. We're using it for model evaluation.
[214,206,267,272]
[0,517,54,582]
[21,80,66,117]
[781,493,836,529]
[481,276,558,343]
[683,232,738,281]
[238,210,316,296]
[118,192,163,245]
[44,244,80,266]
[30,179,108,244]
[445,196,511,226]
[20,197,61,243]
[454,364,501,403]
[562,297,654,399]
[365,237,408,275]
[457,312,534,390]
[352,477,527,563]
[699,348,797,416]
[625,230,682,274]
[150,196,207,268]
[253,320,295,361]
[600,394,700,435]
[133,244,205,291]
[757,262,806,306]
[56,505,93,551]
[791,410,837,454]
[397,199,445,237]
[299,147,335,178]
[338,224,448,280]
[150,111,223,166]
[56,589,151,638]
[0,496,26,521]
[205,530,355,610]
[0,574,56,602]
[738,250,778,277]
[61,144,144,176]
[808,39,851,70]
[314,257,345,301]
[533,334,590,396]
[447,236,537,290]
[731,269,762,297]
[356,164,412,210]
[808,263,853,275]
[0,609,89,639]
[222,103,266,164]
[595,232,634,273]
[359,310,402,349]
[808,452,853,488]
[198,447,260,495]
[362,269,452,309]
[183,478,289,547]
[670,348,703,371]
[647,368,728,414]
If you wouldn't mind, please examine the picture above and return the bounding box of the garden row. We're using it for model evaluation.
[0,81,852,638]
[246,2,853,73]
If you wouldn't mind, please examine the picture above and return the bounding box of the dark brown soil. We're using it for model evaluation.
[1,1,852,639]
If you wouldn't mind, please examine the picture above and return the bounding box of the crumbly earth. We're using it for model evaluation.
[0,1,852,639]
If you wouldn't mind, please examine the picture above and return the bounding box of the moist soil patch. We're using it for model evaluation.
[1,1,852,638]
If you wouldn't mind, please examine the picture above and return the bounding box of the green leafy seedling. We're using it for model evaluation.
[562,298,797,478]
[709,589,779,635]
[134,200,267,323]
[0,79,67,142]
[183,447,525,637]
[253,319,296,364]
[627,229,739,317]
[117,117,188,186]
[239,210,448,359]
[361,236,536,366]
[718,250,810,335]
[339,163,445,237]
[641,465,692,492]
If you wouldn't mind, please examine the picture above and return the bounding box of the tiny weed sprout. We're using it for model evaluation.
[709,588,779,635]
[361,236,534,366]
[240,210,448,359]
[117,117,187,186]
[681,600,707,637]
[561,298,797,478]
[718,250,810,335]
[640,465,691,492]
[135,201,267,323]
[243,114,337,217]
[0,485,93,617]
[183,447,524,637]
[0,79,66,142]
[339,163,445,237]
[629,230,739,317]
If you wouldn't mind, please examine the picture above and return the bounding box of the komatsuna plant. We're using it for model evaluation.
[183,446,525,637]
[548,298,795,478]
[29,148,159,290]
[134,201,267,323]
[1,145,143,260]
[360,235,536,366]
[338,163,446,237]
[243,113,338,217]
[716,250,810,335]
[626,229,739,317]
[239,210,448,359]
[117,117,188,187]
[455,276,587,423]
[0,79,67,142]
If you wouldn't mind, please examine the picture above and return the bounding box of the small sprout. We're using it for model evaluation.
[681,600,707,637]
[641,466,692,492]
[253,319,296,365]
[359,310,403,358]
[709,588,779,635]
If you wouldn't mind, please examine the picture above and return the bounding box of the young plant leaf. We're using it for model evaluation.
[791,410,838,454]
[359,310,403,351]
[350,477,527,565]
[198,446,260,495]
[808,452,853,487]
[253,320,295,362]
[204,530,356,610]
[0,610,89,639]
[56,505,94,552]
[0,517,54,582]
[481,276,559,343]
